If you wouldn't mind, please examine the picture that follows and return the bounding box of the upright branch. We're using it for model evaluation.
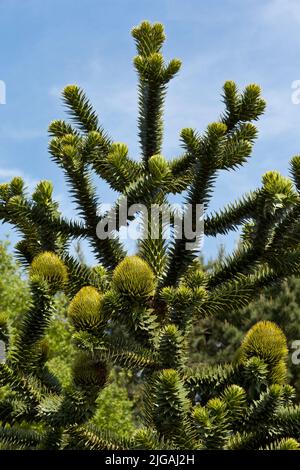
[132,21,181,165]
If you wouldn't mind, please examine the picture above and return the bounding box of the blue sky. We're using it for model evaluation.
[0,0,300,263]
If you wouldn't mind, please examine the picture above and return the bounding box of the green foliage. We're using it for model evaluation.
[72,353,107,388]
[148,154,170,180]
[132,21,181,163]
[1,21,300,450]
[146,369,192,447]
[91,380,136,439]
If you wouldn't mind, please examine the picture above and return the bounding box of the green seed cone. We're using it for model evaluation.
[68,286,103,331]
[240,321,288,364]
[29,251,68,292]
[239,321,288,384]
[112,256,155,300]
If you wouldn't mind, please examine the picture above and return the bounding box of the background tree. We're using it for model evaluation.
[1,21,300,450]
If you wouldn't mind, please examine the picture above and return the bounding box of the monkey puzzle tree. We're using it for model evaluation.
[1,21,300,450]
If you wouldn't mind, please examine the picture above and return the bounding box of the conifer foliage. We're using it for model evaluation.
[1,21,300,450]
